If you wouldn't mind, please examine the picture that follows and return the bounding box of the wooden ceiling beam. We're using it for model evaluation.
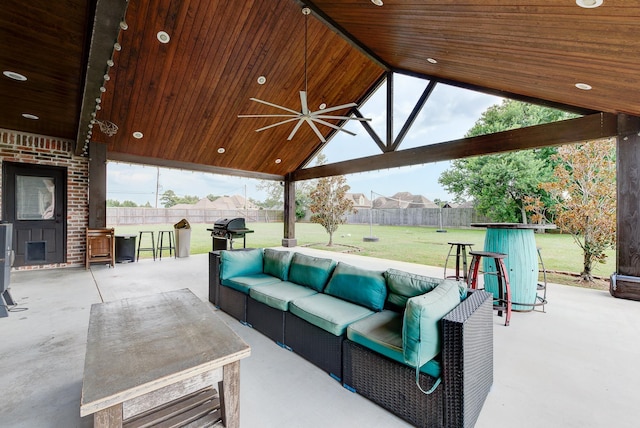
[108,151,284,181]
[75,0,129,156]
[291,112,618,182]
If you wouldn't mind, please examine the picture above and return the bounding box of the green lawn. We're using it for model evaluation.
[112,222,615,284]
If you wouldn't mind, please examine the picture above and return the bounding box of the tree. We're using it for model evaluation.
[206,194,220,202]
[439,100,577,222]
[309,175,356,246]
[121,200,138,207]
[539,139,616,282]
[106,199,121,207]
[159,190,199,207]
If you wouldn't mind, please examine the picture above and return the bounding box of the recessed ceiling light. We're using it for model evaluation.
[257,76,266,85]
[132,131,144,139]
[575,82,592,90]
[576,0,603,8]
[114,42,122,51]
[371,0,384,5]
[427,58,438,64]
[22,113,39,120]
[107,59,114,67]
[217,148,225,154]
[120,21,128,30]
[319,103,327,110]
[3,71,27,81]
[157,31,170,44]
[275,158,282,164]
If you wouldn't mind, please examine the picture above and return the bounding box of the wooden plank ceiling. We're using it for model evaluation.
[1,0,639,179]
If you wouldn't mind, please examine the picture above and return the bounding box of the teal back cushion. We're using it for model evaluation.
[325,262,387,312]
[402,280,462,368]
[384,269,444,309]
[263,249,293,281]
[288,253,336,292]
[220,249,263,281]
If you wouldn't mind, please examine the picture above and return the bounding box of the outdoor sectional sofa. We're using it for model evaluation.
[211,248,493,428]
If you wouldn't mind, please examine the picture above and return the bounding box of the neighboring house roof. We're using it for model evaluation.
[373,192,438,209]
[344,192,371,208]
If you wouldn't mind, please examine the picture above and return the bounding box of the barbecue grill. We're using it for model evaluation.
[207,217,254,251]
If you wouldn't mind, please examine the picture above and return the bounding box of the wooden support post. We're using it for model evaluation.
[612,114,640,300]
[282,176,297,247]
[94,404,123,427]
[221,361,241,428]
[89,141,107,228]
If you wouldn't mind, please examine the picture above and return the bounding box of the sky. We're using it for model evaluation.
[107,74,503,206]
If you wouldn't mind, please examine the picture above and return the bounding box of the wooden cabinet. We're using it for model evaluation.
[86,228,115,269]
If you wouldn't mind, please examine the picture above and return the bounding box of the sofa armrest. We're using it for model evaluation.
[441,289,493,428]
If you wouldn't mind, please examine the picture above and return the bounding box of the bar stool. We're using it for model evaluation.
[444,242,474,281]
[137,231,156,261]
[157,230,175,260]
[535,247,548,312]
[468,251,512,326]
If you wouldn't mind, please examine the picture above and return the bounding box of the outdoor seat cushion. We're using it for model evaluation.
[384,269,445,310]
[288,253,337,292]
[263,249,293,281]
[220,249,263,281]
[289,293,374,336]
[249,281,317,311]
[347,310,440,378]
[403,280,462,368]
[222,274,282,294]
[324,262,387,312]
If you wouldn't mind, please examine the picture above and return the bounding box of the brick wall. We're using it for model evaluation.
[0,128,89,269]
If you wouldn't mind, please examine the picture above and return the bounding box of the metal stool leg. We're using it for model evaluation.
[137,231,156,261]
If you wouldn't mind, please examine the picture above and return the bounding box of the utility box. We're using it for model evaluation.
[174,219,191,258]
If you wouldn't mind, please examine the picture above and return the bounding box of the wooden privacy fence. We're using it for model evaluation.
[107,208,283,225]
[345,208,490,228]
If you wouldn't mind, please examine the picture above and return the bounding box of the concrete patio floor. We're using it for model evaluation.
[1,248,638,427]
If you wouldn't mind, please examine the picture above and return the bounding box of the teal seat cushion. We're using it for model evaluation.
[324,262,387,312]
[384,269,444,309]
[347,311,441,378]
[289,293,374,336]
[221,274,281,294]
[263,249,293,281]
[288,253,336,292]
[403,280,462,368]
[220,249,264,281]
[249,281,317,311]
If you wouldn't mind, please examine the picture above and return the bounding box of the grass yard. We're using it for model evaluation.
[112,222,615,289]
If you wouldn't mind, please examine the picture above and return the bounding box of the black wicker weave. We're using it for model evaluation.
[247,297,286,345]
[284,311,344,381]
[342,290,493,428]
[218,285,248,322]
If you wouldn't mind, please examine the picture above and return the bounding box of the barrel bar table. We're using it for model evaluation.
[471,223,555,311]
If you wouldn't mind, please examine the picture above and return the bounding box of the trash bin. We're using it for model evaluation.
[174,219,191,258]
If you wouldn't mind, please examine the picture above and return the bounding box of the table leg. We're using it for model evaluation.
[94,404,123,427]
[221,360,241,428]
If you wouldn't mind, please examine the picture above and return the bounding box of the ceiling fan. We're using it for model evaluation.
[238,7,371,143]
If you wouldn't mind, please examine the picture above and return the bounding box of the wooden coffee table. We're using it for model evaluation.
[80,289,250,427]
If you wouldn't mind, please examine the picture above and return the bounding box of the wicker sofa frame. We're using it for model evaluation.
[209,252,493,428]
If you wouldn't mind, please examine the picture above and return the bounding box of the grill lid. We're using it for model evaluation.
[213,217,246,230]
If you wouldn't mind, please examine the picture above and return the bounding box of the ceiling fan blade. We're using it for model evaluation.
[300,91,309,115]
[287,118,305,141]
[315,102,357,115]
[255,117,301,132]
[238,114,299,118]
[305,118,326,143]
[249,98,301,115]
[312,118,357,136]
[313,114,372,121]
